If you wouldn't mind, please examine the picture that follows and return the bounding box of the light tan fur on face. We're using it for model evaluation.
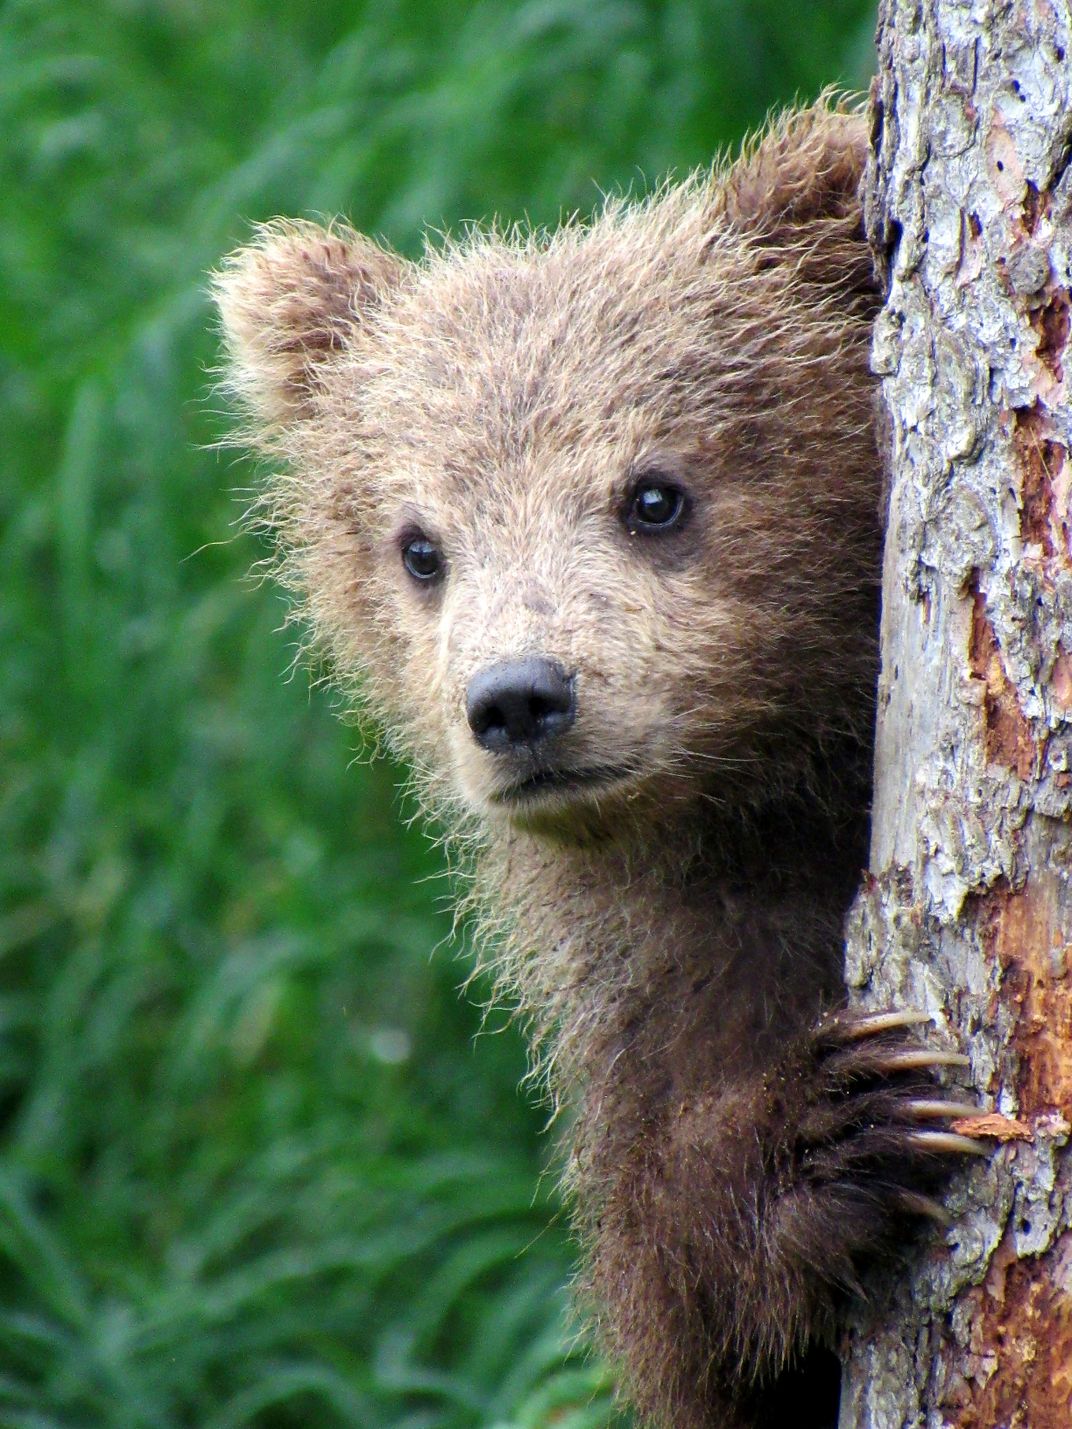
[214,102,885,1428]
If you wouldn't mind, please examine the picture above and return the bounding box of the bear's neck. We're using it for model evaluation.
[475,786,869,1089]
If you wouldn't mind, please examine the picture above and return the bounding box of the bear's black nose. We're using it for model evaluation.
[466,658,575,752]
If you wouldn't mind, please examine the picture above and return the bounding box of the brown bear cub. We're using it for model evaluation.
[214,104,979,1429]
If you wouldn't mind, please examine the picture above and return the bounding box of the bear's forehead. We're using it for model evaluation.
[385,253,676,388]
[350,229,754,470]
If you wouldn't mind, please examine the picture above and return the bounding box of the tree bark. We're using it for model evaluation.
[840,2,1072,1424]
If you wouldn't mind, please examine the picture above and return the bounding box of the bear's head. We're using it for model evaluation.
[214,107,879,845]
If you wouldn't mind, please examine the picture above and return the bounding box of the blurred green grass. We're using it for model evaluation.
[0,2,874,1424]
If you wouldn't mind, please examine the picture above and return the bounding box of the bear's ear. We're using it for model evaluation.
[213,219,405,438]
[715,103,875,304]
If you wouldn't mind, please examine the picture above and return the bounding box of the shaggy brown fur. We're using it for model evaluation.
[213,103,976,1428]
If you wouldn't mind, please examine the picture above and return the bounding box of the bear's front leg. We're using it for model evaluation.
[580,1010,984,1429]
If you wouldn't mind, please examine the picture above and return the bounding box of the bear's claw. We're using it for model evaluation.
[784,1006,986,1220]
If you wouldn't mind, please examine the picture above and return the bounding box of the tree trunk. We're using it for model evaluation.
[840,2,1072,1424]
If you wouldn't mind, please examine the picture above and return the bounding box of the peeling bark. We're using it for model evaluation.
[840,1,1072,1424]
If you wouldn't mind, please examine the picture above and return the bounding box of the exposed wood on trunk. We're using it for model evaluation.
[840,1,1072,1424]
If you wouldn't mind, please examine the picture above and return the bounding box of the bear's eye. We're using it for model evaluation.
[401,534,445,584]
[625,478,688,534]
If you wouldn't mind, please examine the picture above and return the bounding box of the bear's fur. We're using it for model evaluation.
[214,103,974,1428]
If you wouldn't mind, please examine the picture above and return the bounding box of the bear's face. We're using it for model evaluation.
[215,119,878,843]
[329,220,785,836]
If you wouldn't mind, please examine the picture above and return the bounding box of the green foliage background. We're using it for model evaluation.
[1,2,874,1424]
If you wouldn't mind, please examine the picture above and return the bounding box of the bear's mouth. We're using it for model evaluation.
[491,762,636,806]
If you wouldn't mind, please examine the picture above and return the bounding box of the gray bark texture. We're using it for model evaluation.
[840,2,1072,1424]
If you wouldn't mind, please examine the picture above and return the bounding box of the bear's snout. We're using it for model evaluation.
[466,658,575,753]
